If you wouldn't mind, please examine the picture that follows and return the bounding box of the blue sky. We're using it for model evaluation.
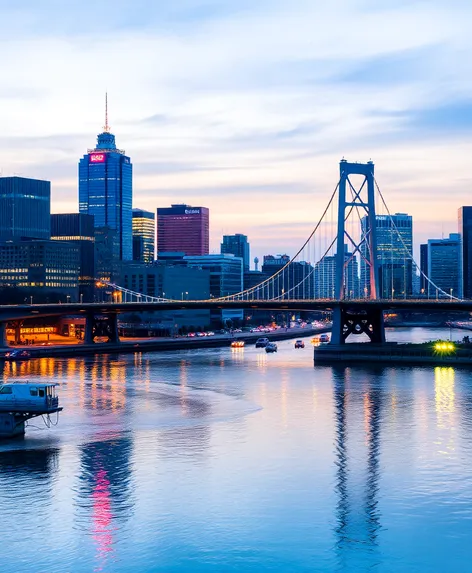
[1,0,471,261]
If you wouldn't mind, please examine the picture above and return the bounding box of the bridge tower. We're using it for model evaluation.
[331,160,385,344]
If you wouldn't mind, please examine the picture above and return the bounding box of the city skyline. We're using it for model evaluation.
[0,1,471,260]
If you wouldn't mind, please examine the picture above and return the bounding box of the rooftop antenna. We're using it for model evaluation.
[103,92,110,133]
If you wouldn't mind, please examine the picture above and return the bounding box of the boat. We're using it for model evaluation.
[0,383,62,437]
[231,340,245,348]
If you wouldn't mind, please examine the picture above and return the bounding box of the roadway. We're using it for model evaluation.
[0,299,471,322]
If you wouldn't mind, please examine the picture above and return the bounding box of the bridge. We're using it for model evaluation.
[0,160,461,347]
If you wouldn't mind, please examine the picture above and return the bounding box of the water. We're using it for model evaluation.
[1,327,472,572]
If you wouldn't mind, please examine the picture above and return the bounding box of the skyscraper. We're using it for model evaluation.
[51,213,95,302]
[132,208,155,263]
[221,234,250,271]
[156,204,209,256]
[458,206,472,299]
[426,234,460,298]
[361,213,413,298]
[261,254,315,299]
[0,176,50,240]
[78,96,132,261]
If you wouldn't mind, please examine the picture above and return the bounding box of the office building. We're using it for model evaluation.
[419,243,428,295]
[78,103,132,261]
[314,246,360,299]
[51,213,95,302]
[0,176,50,240]
[221,234,250,271]
[119,261,211,332]
[94,226,120,285]
[425,234,460,298]
[157,204,209,256]
[261,254,315,299]
[132,208,155,264]
[361,213,413,298]
[184,254,243,325]
[0,239,79,303]
[458,207,472,299]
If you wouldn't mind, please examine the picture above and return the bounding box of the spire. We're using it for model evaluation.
[103,92,110,133]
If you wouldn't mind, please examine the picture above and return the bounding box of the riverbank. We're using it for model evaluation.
[3,326,330,359]
[314,341,472,366]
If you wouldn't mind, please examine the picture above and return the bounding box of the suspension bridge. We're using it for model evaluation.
[0,160,461,346]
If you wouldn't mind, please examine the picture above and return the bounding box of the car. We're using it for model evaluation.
[187,332,196,337]
[255,337,269,348]
[265,342,277,353]
[319,334,330,343]
[294,340,305,349]
[196,332,206,337]
[4,349,31,360]
[233,328,242,333]
[206,331,215,336]
[231,340,245,348]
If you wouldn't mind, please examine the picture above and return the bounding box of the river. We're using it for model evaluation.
[1,327,472,572]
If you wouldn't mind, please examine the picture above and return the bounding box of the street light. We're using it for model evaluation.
[80,293,83,304]
[66,295,70,304]
[30,296,33,305]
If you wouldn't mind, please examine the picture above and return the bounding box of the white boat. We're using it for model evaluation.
[0,383,61,414]
[0,383,62,438]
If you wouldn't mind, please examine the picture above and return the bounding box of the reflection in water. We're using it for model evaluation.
[434,367,456,457]
[0,447,59,480]
[333,367,382,569]
[76,434,134,572]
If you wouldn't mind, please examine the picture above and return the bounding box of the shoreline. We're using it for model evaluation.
[3,326,330,360]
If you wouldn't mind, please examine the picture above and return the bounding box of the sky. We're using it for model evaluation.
[1,0,472,264]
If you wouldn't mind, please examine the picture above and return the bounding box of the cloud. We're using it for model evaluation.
[0,0,471,263]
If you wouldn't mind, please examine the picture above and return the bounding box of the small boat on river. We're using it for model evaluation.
[0,383,62,437]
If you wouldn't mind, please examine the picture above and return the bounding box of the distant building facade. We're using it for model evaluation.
[79,120,132,261]
[361,213,413,298]
[132,208,155,264]
[0,239,79,303]
[0,176,50,240]
[261,254,315,299]
[426,233,460,298]
[221,234,250,271]
[157,204,209,256]
[184,254,243,325]
[51,213,95,302]
[314,246,360,299]
[119,261,211,332]
[458,206,472,299]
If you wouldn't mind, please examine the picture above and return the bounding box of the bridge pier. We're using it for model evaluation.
[0,323,8,349]
[84,313,94,345]
[84,313,120,344]
[331,305,385,344]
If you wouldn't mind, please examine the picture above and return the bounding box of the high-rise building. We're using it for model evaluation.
[132,208,155,264]
[261,254,315,299]
[156,204,209,256]
[419,243,428,295]
[458,207,472,299]
[51,213,95,302]
[314,245,360,299]
[0,176,50,240]
[221,234,250,271]
[78,99,132,261]
[361,213,413,298]
[426,234,460,298]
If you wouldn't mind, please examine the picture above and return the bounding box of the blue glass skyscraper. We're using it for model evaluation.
[78,100,132,261]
